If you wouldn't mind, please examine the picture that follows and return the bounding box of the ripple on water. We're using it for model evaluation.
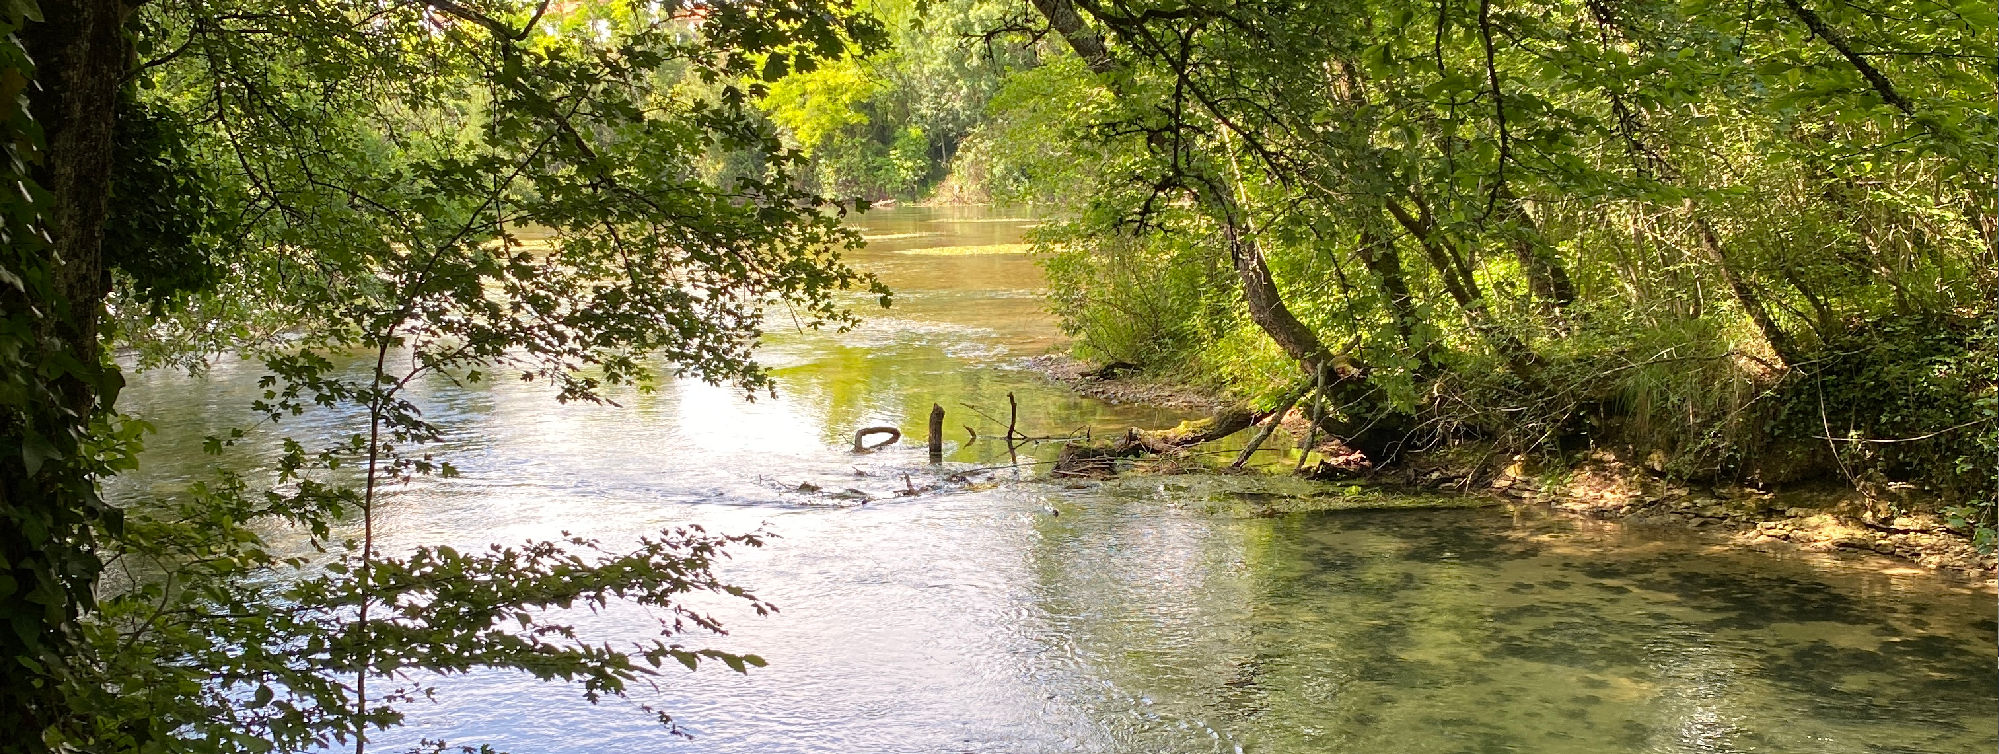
[106,206,1993,754]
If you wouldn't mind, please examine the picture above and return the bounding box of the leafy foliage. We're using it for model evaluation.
[998,0,1994,533]
[10,0,893,751]
[760,0,1042,200]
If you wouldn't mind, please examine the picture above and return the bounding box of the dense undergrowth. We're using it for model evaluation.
[1039,221,1995,543]
[758,0,1994,539]
[931,0,1999,546]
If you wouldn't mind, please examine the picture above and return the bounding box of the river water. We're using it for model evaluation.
[110,206,1996,754]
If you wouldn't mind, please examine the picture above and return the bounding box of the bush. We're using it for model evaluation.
[1770,314,1997,517]
[1041,232,1214,369]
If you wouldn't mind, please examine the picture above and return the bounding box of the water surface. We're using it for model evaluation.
[110,206,1997,754]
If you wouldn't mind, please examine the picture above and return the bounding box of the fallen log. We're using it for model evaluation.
[1053,429,1149,477]
[1048,377,1348,476]
[1139,404,1258,451]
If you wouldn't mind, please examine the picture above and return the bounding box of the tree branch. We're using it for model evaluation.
[1780,0,1915,115]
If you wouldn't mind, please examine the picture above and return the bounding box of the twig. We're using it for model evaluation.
[1815,419,1990,444]
[1296,366,1326,472]
[953,457,1062,474]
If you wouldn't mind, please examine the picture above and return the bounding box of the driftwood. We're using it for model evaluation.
[946,375,1374,478]
[1296,366,1327,471]
[852,426,901,452]
[1049,377,1326,477]
[1138,404,1258,451]
[1054,429,1148,477]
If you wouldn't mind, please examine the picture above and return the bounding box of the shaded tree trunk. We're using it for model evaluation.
[1493,188,1577,313]
[1204,183,1414,461]
[1689,206,1803,369]
[1030,0,1414,463]
[1,0,130,748]
[1356,224,1436,371]
[1027,0,1117,74]
[1384,197,1544,385]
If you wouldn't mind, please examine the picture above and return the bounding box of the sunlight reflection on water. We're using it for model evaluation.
[109,206,1996,754]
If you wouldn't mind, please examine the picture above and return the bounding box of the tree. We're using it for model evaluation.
[760,0,1041,200]
[1015,0,1994,505]
[1,0,889,751]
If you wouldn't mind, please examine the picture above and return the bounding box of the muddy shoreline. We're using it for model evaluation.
[1029,354,1997,583]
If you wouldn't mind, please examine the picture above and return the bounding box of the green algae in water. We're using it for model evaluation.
[1078,474,1502,516]
[1024,501,1997,754]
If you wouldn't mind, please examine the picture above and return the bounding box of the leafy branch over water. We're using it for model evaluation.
[6,0,888,750]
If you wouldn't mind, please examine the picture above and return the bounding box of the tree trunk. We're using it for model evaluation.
[1689,206,1802,369]
[1028,0,1414,464]
[1212,189,1328,367]
[1493,188,1577,313]
[1027,0,1117,74]
[27,0,123,359]
[1355,224,1435,370]
[1384,197,1544,385]
[1,0,129,747]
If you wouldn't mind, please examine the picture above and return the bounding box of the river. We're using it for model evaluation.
[108,205,1997,754]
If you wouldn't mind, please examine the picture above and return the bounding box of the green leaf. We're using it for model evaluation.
[20,430,56,476]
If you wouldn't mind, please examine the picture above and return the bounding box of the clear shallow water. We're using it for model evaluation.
[110,206,1996,753]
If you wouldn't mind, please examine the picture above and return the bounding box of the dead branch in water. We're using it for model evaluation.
[1232,382,1310,469]
[853,426,901,452]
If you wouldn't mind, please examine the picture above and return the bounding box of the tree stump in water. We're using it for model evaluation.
[927,404,945,463]
[853,426,901,453]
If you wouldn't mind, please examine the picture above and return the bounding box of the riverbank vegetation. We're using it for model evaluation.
[951,0,1993,543]
[5,0,884,750]
[763,2,1994,551]
[0,0,1992,750]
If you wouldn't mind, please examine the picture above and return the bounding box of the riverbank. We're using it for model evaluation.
[1021,354,1227,411]
[1413,453,1998,581]
[1031,354,1997,583]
